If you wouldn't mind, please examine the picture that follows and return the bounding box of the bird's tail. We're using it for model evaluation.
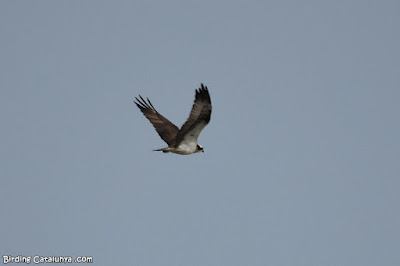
[153,147,170,153]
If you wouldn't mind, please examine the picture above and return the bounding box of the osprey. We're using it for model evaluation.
[134,83,212,155]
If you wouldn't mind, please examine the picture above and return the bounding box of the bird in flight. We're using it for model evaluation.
[134,83,212,155]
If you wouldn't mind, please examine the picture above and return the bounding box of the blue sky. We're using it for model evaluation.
[1,1,399,265]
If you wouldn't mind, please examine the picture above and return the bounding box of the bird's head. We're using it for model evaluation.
[196,144,204,153]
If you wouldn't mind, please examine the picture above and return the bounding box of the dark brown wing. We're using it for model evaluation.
[134,95,179,146]
[176,84,212,146]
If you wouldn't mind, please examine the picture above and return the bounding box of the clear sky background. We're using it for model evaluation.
[1,1,399,265]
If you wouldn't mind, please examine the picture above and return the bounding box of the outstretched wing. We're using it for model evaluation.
[134,95,179,146]
[176,84,212,146]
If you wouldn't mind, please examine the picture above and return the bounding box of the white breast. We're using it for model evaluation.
[175,140,197,155]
